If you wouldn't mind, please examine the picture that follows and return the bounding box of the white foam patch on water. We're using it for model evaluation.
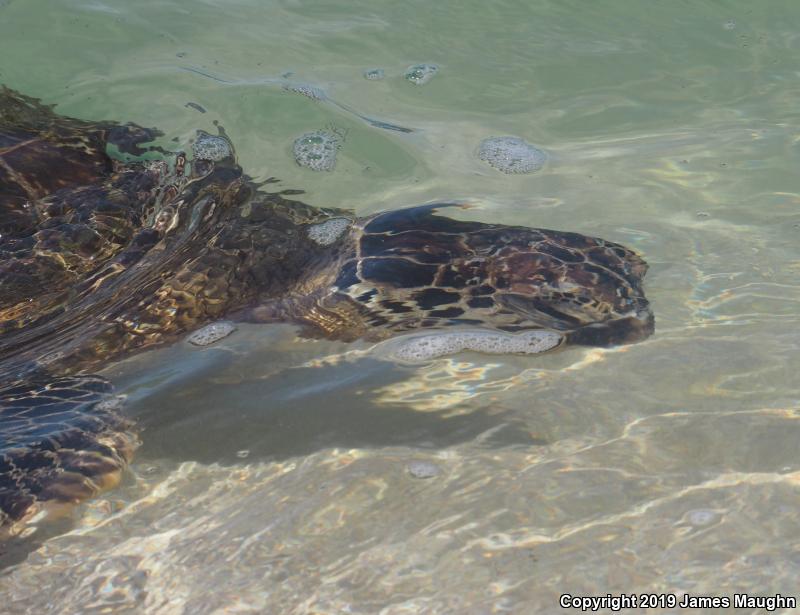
[478,136,547,174]
[407,460,442,479]
[283,83,326,101]
[404,63,439,85]
[293,130,342,172]
[192,131,232,161]
[363,68,385,80]
[186,321,237,346]
[378,329,562,363]
[307,217,351,246]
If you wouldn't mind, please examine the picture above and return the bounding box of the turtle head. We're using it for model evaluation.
[274,203,655,355]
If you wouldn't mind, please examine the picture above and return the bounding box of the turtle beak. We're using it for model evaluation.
[566,305,655,348]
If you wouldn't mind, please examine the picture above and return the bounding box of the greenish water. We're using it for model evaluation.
[2,0,800,613]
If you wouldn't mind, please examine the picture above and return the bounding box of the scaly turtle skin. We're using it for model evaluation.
[0,86,654,532]
[290,205,652,347]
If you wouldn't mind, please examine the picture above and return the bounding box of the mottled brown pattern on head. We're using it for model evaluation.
[495,248,560,293]
[315,205,653,347]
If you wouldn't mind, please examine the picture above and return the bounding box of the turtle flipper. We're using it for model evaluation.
[0,375,137,532]
[300,203,653,347]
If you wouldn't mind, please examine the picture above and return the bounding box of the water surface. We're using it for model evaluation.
[2,1,800,612]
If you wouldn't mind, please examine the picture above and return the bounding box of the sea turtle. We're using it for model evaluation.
[0,86,654,533]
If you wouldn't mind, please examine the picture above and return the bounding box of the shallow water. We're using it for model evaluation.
[2,0,800,613]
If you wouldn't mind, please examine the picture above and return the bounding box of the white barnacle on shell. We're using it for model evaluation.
[307,218,351,246]
[187,321,237,346]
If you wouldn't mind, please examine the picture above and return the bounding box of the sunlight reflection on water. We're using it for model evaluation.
[2,0,800,611]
